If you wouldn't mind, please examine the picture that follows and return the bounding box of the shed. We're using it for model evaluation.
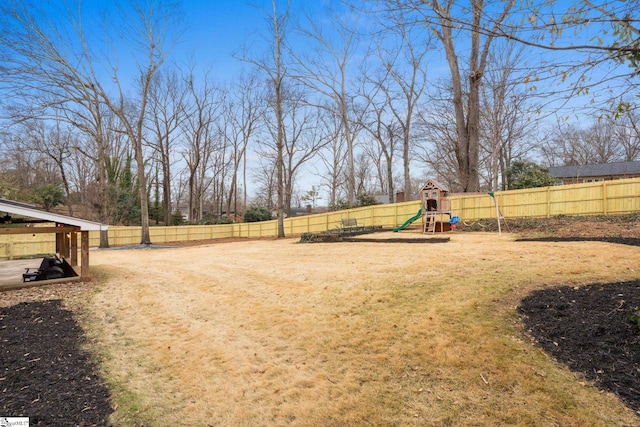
[0,198,107,285]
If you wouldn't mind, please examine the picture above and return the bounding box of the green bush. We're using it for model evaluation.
[244,207,272,222]
[330,192,379,211]
[215,215,234,224]
[505,160,555,190]
[171,210,186,226]
[356,192,380,207]
[31,183,66,212]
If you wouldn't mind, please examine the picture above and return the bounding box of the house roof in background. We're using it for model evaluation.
[0,198,108,231]
[548,161,640,178]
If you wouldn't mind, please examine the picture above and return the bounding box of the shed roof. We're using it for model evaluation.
[548,161,640,179]
[0,198,108,231]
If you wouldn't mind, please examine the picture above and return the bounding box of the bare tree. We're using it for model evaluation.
[541,120,622,166]
[18,120,77,216]
[1,128,60,198]
[415,101,462,190]
[377,0,515,192]
[180,71,222,224]
[359,93,401,203]
[221,73,266,219]
[479,47,539,190]
[0,2,114,246]
[251,158,278,210]
[382,1,639,111]
[261,86,331,215]
[368,14,431,200]
[614,109,640,161]
[0,0,183,245]
[145,69,188,225]
[98,1,183,243]
[237,0,289,237]
[361,132,391,197]
[499,1,640,100]
[433,0,514,191]
[292,3,365,203]
[354,151,374,196]
[207,128,231,222]
[315,110,349,208]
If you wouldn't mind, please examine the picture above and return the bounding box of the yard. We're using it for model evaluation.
[2,222,640,426]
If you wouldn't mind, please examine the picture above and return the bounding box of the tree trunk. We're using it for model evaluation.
[134,140,151,245]
[162,158,172,225]
[272,0,285,238]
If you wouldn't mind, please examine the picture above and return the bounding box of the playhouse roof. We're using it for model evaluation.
[420,179,449,192]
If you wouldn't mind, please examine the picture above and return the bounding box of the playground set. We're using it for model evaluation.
[393,179,459,233]
[299,179,458,243]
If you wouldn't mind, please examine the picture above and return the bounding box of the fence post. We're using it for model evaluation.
[394,204,398,227]
[602,181,608,215]
[546,187,551,218]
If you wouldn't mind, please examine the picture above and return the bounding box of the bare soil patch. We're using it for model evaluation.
[458,212,640,238]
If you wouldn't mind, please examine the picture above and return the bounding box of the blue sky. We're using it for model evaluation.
[171,0,327,81]
[178,0,258,76]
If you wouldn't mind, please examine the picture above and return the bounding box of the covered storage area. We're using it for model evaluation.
[0,198,108,289]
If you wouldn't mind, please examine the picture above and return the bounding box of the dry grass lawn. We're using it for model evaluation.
[78,232,640,426]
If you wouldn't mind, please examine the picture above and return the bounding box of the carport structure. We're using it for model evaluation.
[0,198,108,284]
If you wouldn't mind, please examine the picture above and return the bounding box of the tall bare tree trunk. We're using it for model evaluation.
[431,0,514,192]
[272,0,286,238]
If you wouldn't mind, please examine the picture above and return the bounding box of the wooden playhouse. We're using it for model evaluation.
[420,179,452,233]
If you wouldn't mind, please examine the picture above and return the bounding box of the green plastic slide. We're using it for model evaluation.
[392,209,422,232]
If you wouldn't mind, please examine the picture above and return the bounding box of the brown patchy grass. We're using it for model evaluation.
[80,232,640,426]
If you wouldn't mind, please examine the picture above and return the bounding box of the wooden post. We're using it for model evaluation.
[489,192,502,236]
[547,186,551,218]
[602,181,608,215]
[62,233,70,258]
[81,231,90,280]
[495,197,502,236]
[70,232,78,266]
[55,232,62,255]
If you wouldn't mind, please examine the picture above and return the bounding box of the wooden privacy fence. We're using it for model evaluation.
[452,178,640,219]
[2,177,639,258]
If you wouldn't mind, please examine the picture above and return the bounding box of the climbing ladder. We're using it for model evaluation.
[424,211,437,233]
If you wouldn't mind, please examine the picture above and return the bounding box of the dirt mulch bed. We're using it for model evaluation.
[494,215,640,412]
[519,281,640,412]
[516,236,640,246]
[0,299,112,426]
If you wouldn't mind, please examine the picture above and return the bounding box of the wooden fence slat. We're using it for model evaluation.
[3,177,640,258]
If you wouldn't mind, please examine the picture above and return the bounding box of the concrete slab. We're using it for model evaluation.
[0,258,83,292]
[0,259,41,286]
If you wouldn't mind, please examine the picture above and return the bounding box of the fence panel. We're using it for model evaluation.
[604,179,640,214]
[451,193,494,220]
[3,177,640,259]
[0,234,55,260]
[499,187,550,218]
